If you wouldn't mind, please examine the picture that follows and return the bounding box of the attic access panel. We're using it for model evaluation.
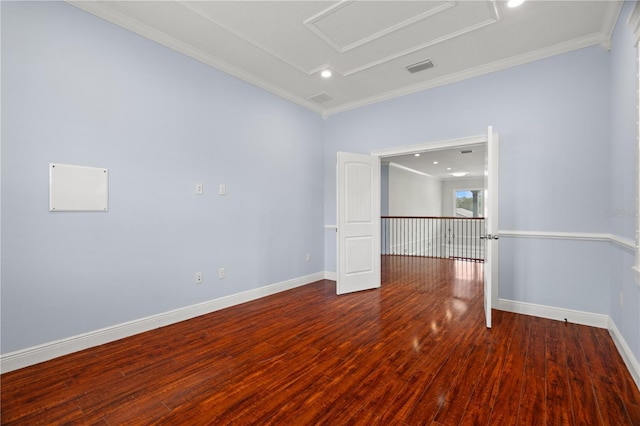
[49,163,109,212]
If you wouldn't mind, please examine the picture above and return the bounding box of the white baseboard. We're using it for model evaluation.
[608,317,640,391]
[324,271,337,281]
[0,272,325,374]
[497,298,609,328]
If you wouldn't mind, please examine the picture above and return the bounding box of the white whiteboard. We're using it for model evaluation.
[49,163,109,212]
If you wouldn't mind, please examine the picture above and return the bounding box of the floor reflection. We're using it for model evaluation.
[380,255,484,355]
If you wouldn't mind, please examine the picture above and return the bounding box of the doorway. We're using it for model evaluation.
[336,128,498,327]
[373,129,499,328]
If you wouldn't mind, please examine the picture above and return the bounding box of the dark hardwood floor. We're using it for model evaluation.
[2,256,639,425]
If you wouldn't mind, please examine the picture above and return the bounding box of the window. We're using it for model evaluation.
[455,189,484,218]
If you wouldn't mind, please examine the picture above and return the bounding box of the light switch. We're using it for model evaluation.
[219,184,226,196]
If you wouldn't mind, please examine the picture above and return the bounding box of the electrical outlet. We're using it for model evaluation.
[219,267,226,279]
[195,183,203,194]
[195,272,203,284]
[306,253,311,263]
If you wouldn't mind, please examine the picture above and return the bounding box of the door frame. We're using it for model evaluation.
[371,132,499,308]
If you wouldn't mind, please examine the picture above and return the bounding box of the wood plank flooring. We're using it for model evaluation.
[2,256,639,425]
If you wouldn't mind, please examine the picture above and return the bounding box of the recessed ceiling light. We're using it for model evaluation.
[447,167,451,170]
[433,161,438,165]
[414,153,420,157]
[507,0,525,8]
[320,69,332,78]
[451,172,468,177]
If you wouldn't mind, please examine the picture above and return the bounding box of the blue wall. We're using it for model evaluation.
[1,1,325,353]
[323,45,611,280]
[608,1,640,368]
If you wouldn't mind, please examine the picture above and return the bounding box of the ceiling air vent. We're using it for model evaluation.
[405,59,434,74]
[309,92,333,104]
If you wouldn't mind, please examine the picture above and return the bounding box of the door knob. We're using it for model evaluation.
[480,234,499,240]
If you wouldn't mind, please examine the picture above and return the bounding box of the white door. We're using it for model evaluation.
[336,152,381,295]
[483,126,499,328]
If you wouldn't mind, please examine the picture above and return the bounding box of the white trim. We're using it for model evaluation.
[372,135,486,158]
[632,266,640,287]
[340,17,499,76]
[609,234,636,250]
[324,271,337,281]
[499,230,610,241]
[180,1,314,77]
[324,224,337,230]
[629,0,640,46]
[67,1,619,118]
[0,272,324,373]
[599,0,624,49]
[608,317,640,391]
[303,1,457,55]
[498,298,608,328]
[500,230,635,249]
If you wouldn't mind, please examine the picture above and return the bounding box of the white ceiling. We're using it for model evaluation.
[69,1,622,117]
[385,143,486,180]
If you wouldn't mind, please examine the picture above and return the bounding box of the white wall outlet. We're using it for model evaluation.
[195,272,203,284]
[219,267,226,279]
[219,184,226,196]
[195,183,203,194]
[306,253,311,263]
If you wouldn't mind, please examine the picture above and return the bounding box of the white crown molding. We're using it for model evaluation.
[498,298,608,328]
[600,0,624,49]
[630,0,640,46]
[65,1,625,119]
[608,316,640,391]
[0,271,325,373]
[326,32,607,116]
[66,1,325,115]
[389,162,442,181]
[628,0,640,46]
